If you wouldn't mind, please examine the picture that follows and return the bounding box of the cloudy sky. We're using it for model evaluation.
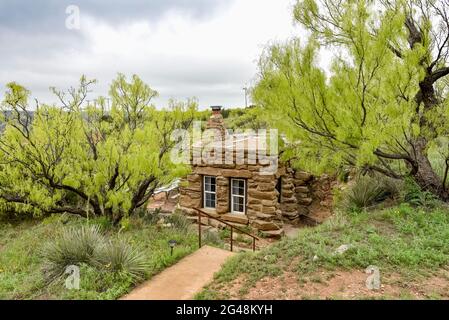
[0,0,300,109]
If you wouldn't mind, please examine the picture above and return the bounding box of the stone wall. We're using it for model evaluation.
[279,169,314,225]
[179,159,327,233]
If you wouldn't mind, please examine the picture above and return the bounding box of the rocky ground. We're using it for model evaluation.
[221,268,449,300]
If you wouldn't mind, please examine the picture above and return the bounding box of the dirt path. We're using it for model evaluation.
[121,245,234,300]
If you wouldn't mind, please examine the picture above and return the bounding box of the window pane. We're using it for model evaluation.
[232,180,245,196]
[207,177,215,185]
[204,176,216,192]
[205,193,216,208]
[232,195,244,213]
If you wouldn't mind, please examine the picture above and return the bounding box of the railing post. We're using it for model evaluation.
[198,210,202,249]
[230,226,233,252]
[194,208,259,253]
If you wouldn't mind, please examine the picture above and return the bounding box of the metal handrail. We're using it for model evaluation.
[193,208,259,252]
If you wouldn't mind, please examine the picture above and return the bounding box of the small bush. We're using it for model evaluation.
[88,216,114,231]
[344,174,400,211]
[134,207,162,225]
[202,230,223,247]
[402,177,439,207]
[41,225,104,280]
[145,211,162,225]
[167,213,191,232]
[95,240,149,282]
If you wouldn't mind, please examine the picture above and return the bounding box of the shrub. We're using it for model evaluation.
[202,230,223,247]
[145,210,162,225]
[344,174,400,211]
[402,177,439,207]
[95,240,149,282]
[166,213,191,232]
[41,225,105,281]
[88,216,114,231]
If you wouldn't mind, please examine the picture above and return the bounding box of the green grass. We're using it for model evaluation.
[0,214,197,300]
[196,203,449,299]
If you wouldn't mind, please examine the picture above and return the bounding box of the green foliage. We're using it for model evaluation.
[0,74,196,222]
[223,106,268,131]
[198,205,449,299]
[202,230,224,247]
[137,208,161,225]
[0,216,197,300]
[95,240,149,281]
[166,213,192,232]
[343,175,400,211]
[41,224,148,283]
[402,177,439,208]
[41,225,104,280]
[253,0,449,198]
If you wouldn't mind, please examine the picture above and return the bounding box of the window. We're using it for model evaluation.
[231,179,246,214]
[203,176,216,209]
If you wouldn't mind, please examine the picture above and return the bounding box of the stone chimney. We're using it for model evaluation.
[206,106,227,138]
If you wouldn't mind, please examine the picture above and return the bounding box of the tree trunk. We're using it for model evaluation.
[411,137,449,201]
[408,62,449,200]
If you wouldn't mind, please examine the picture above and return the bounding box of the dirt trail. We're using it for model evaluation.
[121,245,234,300]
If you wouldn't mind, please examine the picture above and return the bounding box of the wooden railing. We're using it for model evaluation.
[193,208,259,252]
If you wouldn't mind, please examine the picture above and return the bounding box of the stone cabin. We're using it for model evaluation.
[179,106,332,238]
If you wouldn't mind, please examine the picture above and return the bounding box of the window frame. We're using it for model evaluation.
[230,178,246,215]
[203,176,216,209]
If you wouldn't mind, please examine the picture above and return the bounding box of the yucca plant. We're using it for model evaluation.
[41,225,105,281]
[95,240,149,282]
[345,175,399,211]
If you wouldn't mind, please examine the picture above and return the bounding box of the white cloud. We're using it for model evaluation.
[0,0,299,108]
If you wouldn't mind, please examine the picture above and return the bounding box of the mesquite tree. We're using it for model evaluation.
[0,74,195,223]
[254,0,449,200]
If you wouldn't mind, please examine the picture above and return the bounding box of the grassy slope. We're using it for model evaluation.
[197,203,449,299]
[0,215,197,300]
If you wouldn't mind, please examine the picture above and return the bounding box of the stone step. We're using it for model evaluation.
[209,219,227,229]
[251,219,281,231]
[190,216,248,231]
[226,221,250,230]
[260,228,284,239]
[186,216,209,226]
[221,213,249,225]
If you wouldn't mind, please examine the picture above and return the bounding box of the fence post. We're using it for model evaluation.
[198,210,202,249]
[230,226,233,252]
[253,238,256,252]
